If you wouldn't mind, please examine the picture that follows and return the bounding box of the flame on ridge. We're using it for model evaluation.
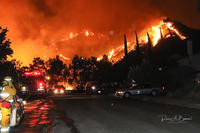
[59,54,71,61]
[101,20,187,62]
[50,19,187,63]
[60,30,96,42]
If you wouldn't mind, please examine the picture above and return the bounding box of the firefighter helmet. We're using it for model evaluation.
[3,76,12,82]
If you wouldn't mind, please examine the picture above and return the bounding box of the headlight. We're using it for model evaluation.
[21,86,27,91]
[117,91,124,94]
[60,89,64,94]
[54,89,58,94]
[39,86,44,89]
[92,86,96,90]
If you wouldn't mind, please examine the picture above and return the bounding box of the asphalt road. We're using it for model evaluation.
[52,95,200,133]
[12,95,200,133]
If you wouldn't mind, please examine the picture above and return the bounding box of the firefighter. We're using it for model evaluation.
[0,76,16,133]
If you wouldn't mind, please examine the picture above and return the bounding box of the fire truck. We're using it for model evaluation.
[20,70,49,97]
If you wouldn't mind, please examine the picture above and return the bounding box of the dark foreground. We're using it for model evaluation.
[12,95,200,133]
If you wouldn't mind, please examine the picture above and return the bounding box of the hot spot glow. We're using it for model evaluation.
[152,25,161,46]
[59,54,71,61]
[108,49,114,59]
[61,30,95,42]
[69,32,74,39]
[166,22,186,40]
[85,30,89,36]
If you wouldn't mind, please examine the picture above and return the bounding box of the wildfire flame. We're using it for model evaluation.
[85,30,89,36]
[52,29,102,62]
[102,20,187,62]
[60,30,96,42]
[166,23,186,40]
[59,54,71,61]
[50,19,187,63]
[108,49,114,59]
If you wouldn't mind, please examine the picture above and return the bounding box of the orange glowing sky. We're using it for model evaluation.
[0,0,199,66]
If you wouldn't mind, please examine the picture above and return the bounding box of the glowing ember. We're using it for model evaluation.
[108,49,114,59]
[69,32,74,39]
[59,54,71,61]
[97,57,102,61]
[85,30,89,36]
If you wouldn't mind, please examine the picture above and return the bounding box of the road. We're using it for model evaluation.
[11,95,200,133]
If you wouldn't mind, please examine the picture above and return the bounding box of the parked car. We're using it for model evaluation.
[115,83,167,98]
[0,95,25,127]
[84,82,100,95]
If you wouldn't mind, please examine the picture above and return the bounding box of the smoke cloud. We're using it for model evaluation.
[0,0,199,65]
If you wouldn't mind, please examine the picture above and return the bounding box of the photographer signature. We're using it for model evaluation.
[161,114,192,123]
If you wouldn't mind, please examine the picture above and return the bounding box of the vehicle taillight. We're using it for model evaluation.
[162,86,166,90]
[133,84,137,87]
[33,71,41,76]
[24,71,42,76]
[24,72,31,76]
[38,81,45,88]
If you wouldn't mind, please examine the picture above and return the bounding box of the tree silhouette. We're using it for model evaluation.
[135,32,143,66]
[70,55,94,86]
[0,27,13,61]
[96,55,112,82]
[124,34,128,61]
[0,26,16,84]
[147,32,152,61]
[30,57,46,71]
[46,55,67,84]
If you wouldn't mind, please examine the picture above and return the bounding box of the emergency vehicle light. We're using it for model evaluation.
[24,71,42,76]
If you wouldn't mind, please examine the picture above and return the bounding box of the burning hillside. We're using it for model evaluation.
[97,18,187,62]
[50,18,187,62]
